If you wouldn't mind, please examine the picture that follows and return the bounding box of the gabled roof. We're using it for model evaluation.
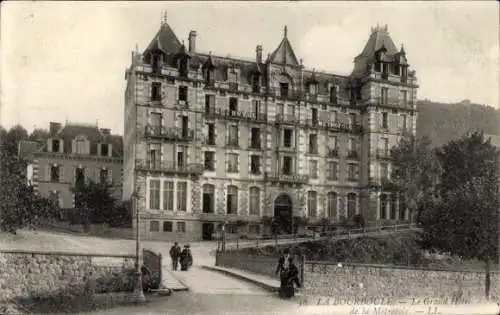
[268,26,300,66]
[143,21,182,56]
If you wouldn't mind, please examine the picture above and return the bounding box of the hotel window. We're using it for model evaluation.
[100,144,109,157]
[276,103,284,118]
[250,128,261,149]
[202,184,215,214]
[204,151,215,171]
[381,87,388,104]
[150,221,160,232]
[229,97,238,113]
[75,167,85,186]
[401,90,408,105]
[176,222,186,233]
[279,82,289,97]
[151,82,161,101]
[205,95,215,114]
[349,113,357,127]
[227,185,238,214]
[288,105,295,117]
[163,181,174,211]
[282,156,293,175]
[75,137,87,155]
[206,123,215,145]
[381,138,389,154]
[227,153,238,173]
[52,139,60,153]
[329,135,338,150]
[252,75,260,92]
[177,146,186,169]
[327,192,337,218]
[283,129,293,148]
[330,86,338,103]
[309,160,318,179]
[382,112,388,129]
[249,187,260,216]
[178,86,188,102]
[347,193,357,218]
[50,165,60,182]
[380,163,389,180]
[99,168,109,185]
[252,100,260,116]
[327,161,338,180]
[163,221,173,232]
[228,125,238,147]
[308,134,318,154]
[309,83,317,95]
[311,108,318,125]
[177,182,187,211]
[250,155,261,174]
[401,115,407,131]
[307,191,317,218]
[149,180,161,210]
[330,111,338,123]
[347,164,359,181]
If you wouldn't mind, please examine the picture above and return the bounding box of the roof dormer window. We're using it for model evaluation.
[151,52,164,74]
[309,83,318,95]
[100,143,109,157]
[252,74,260,93]
[73,135,89,155]
[179,58,189,77]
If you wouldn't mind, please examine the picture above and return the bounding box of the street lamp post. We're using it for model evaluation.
[132,190,145,303]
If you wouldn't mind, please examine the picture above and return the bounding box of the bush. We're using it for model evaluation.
[353,214,366,228]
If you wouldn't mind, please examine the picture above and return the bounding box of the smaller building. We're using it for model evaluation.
[19,122,123,213]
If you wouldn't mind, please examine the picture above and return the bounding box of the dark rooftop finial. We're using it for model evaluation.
[284,25,288,38]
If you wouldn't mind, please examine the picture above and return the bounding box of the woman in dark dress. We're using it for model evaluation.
[179,244,193,271]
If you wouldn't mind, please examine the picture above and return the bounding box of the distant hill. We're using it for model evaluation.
[417,99,500,147]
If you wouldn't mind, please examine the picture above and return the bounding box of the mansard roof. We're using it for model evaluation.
[37,123,123,158]
[268,26,300,66]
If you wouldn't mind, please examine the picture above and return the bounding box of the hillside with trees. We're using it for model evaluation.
[417,99,500,147]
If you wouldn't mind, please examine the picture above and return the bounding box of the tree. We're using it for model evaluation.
[29,128,50,143]
[70,180,118,230]
[391,136,442,223]
[419,132,498,298]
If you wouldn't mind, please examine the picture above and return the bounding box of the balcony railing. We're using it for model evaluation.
[368,177,400,191]
[366,97,414,109]
[204,137,216,146]
[226,139,239,148]
[249,141,262,150]
[145,126,194,141]
[205,108,268,123]
[136,160,203,175]
[269,88,301,101]
[275,114,301,125]
[264,172,309,184]
[327,147,339,158]
[376,149,391,160]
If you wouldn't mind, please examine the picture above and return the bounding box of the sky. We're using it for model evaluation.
[1,1,498,134]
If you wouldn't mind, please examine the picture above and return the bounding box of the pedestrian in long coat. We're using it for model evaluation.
[169,242,181,271]
[180,244,193,271]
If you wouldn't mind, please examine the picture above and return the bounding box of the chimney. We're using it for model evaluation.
[49,122,62,135]
[256,45,263,64]
[100,128,111,135]
[188,31,197,53]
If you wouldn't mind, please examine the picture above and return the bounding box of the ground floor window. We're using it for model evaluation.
[163,221,173,232]
[150,220,160,232]
[249,224,260,234]
[176,221,186,233]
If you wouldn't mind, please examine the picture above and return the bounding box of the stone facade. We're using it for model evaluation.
[123,19,418,241]
[0,250,135,302]
[215,251,498,303]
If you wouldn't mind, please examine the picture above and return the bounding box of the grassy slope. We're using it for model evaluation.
[239,231,492,271]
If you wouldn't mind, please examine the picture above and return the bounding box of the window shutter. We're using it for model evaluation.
[59,166,64,183]
[225,153,228,172]
[59,140,64,153]
[108,169,113,184]
[72,165,76,185]
[46,165,50,181]
[47,139,53,153]
[355,165,360,180]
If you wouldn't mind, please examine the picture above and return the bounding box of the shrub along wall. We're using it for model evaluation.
[0,250,136,302]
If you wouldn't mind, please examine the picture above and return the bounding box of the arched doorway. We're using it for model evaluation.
[274,194,293,235]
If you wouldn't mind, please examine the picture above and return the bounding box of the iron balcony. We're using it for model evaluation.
[145,126,194,142]
[205,108,268,123]
[136,159,203,175]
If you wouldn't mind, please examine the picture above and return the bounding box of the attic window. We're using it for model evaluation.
[52,139,60,153]
[179,58,189,77]
[330,86,337,104]
[309,83,318,95]
[100,144,109,157]
[205,68,214,83]
[252,74,260,93]
[151,53,163,74]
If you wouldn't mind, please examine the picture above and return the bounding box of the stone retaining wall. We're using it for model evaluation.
[0,250,136,302]
[216,251,498,303]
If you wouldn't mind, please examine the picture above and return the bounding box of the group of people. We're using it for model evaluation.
[169,242,193,271]
[275,248,301,298]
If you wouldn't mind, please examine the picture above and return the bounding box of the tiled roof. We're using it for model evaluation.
[268,26,300,66]
[144,22,182,56]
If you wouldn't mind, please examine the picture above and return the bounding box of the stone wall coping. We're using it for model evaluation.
[0,249,136,259]
[306,260,497,274]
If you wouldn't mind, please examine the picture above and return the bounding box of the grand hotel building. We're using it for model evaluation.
[123,19,418,241]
